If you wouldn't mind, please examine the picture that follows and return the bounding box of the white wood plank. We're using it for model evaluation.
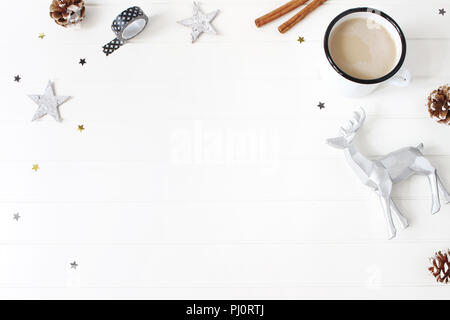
[1,285,450,299]
[1,199,450,244]
[2,77,450,122]
[0,117,447,162]
[0,157,449,202]
[0,243,448,287]
[2,0,449,46]
[2,40,449,91]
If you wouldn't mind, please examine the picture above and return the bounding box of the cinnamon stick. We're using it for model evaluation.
[255,0,309,28]
[278,0,327,34]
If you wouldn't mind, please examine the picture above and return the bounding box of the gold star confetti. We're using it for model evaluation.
[297,36,305,43]
[32,164,39,171]
[38,33,45,39]
[78,125,85,132]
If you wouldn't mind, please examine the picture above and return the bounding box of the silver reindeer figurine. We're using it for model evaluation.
[327,108,450,239]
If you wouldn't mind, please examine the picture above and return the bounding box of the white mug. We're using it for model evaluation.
[321,7,412,98]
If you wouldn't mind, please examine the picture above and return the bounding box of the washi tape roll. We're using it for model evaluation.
[103,6,148,56]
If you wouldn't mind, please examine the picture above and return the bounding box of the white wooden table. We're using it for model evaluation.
[1,0,449,299]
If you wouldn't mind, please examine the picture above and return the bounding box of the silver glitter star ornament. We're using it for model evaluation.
[177,2,220,43]
[28,81,70,122]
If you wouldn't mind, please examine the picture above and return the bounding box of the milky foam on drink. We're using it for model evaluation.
[329,17,397,80]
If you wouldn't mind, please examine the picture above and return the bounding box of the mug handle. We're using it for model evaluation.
[388,68,412,87]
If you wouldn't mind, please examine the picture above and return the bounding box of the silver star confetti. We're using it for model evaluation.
[28,81,70,122]
[13,213,20,221]
[177,2,220,43]
[70,261,78,269]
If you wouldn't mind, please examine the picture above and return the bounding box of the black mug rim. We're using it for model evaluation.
[323,7,407,85]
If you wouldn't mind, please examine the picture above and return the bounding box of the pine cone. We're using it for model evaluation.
[50,0,85,27]
[427,84,450,125]
[428,250,450,283]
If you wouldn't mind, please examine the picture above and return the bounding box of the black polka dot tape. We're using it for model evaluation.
[102,6,148,56]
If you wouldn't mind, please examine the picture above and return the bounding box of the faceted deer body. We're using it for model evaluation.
[327,108,450,239]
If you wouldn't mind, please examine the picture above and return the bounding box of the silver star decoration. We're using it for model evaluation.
[70,261,78,269]
[28,81,70,122]
[177,2,219,43]
[13,213,20,221]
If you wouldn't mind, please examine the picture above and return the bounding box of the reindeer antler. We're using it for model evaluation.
[340,108,366,136]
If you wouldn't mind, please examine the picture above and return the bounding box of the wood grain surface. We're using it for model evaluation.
[0,0,449,299]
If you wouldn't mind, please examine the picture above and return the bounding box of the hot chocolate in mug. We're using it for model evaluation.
[321,7,411,97]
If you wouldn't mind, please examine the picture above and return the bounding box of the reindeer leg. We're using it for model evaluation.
[379,195,396,239]
[390,199,408,229]
[427,171,441,214]
[436,172,450,204]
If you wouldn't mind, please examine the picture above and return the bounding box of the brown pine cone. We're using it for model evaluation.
[427,84,449,125]
[50,0,85,27]
[428,250,450,283]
